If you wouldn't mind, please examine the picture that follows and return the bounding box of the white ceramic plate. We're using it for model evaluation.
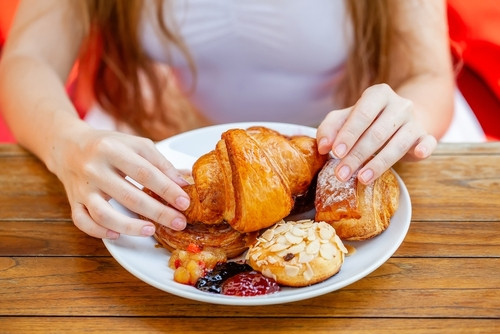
[103,122,412,305]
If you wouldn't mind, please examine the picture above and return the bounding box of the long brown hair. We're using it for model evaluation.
[77,0,396,138]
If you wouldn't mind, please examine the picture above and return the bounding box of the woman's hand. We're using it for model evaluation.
[317,83,437,184]
[53,128,190,239]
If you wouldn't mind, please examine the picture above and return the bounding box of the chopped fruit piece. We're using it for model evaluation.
[168,247,227,285]
[187,243,202,253]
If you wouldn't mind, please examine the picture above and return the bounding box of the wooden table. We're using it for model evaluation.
[0,143,499,333]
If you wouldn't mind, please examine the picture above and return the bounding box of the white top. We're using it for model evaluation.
[140,0,351,127]
[85,0,486,142]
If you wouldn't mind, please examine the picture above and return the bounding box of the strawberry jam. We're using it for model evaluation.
[221,271,280,296]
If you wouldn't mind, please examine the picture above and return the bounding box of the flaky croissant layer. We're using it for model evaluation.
[182,126,328,232]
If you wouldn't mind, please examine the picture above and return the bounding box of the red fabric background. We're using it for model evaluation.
[448,0,500,140]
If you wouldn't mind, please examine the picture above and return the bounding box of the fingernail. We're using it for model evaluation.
[175,196,190,211]
[171,218,186,230]
[360,169,374,183]
[106,230,120,239]
[417,145,429,158]
[338,165,350,181]
[334,143,347,158]
[141,225,155,236]
[319,137,328,148]
[176,176,189,186]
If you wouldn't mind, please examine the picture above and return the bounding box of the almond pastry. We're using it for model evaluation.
[246,220,347,287]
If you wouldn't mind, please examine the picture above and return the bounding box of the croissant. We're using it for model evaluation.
[314,158,400,240]
[182,126,328,233]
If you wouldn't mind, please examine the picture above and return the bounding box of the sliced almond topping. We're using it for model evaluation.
[303,263,314,281]
[307,228,317,241]
[276,235,288,246]
[262,268,277,281]
[306,239,320,255]
[284,264,300,277]
[274,223,289,235]
[261,228,274,241]
[291,226,307,237]
[334,235,348,253]
[287,241,306,254]
[251,252,261,261]
[298,251,315,263]
[285,231,303,244]
[319,243,336,260]
[319,225,334,240]
[269,242,289,252]
[266,256,278,264]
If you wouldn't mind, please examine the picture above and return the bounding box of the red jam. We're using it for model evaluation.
[221,271,281,296]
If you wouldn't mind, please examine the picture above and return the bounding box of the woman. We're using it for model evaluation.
[0,0,454,239]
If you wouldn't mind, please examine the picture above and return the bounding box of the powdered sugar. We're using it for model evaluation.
[316,159,358,212]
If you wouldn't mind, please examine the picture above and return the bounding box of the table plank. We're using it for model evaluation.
[0,154,70,220]
[0,221,107,257]
[1,257,498,318]
[1,317,499,334]
[434,142,500,155]
[396,221,500,257]
[394,155,500,222]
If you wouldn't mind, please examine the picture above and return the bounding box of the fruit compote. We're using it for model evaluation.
[168,244,226,285]
[195,262,280,296]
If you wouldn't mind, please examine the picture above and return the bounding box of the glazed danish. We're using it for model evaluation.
[314,159,400,240]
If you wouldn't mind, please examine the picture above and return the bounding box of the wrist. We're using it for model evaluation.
[43,117,93,176]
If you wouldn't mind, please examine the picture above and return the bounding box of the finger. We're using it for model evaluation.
[132,137,189,186]
[335,98,412,180]
[107,147,190,212]
[98,172,187,231]
[85,194,166,237]
[72,202,120,239]
[332,84,391,159]
[413,134,437,160]
[316,107,351,155]
[357,123,423,184]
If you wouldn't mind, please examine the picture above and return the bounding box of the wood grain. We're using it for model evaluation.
[395,155,500,222]
[1,142,499,333]
[1,317,499,334]
[0,257,498,318]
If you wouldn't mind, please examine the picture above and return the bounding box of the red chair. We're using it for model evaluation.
[448,0,500,141]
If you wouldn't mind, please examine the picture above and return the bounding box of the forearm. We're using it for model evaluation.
[0,54,90,173]
[389,0,454,141]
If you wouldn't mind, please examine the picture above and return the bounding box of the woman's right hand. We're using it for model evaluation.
[53,127,190,239]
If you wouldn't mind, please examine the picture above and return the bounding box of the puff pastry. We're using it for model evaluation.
[314,159,400,240]
[183,126,328,232]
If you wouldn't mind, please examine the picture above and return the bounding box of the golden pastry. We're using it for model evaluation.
[314,158,400,240]
[246,220,347,287]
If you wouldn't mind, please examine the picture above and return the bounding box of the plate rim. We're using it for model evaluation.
[103,122,412,305]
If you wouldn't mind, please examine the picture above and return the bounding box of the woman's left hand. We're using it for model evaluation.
[316,83,437,184]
